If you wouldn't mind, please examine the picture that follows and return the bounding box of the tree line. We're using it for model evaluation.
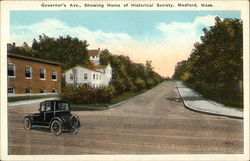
[173,16,243,89]
[100,49,163,94]
[172,17,243,107]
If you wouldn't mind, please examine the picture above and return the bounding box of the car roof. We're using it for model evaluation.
[42,100,69,104]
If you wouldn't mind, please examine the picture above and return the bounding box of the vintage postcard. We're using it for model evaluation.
[0,0,249,161]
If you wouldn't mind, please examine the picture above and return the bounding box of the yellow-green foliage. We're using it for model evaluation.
[62,84,116,104]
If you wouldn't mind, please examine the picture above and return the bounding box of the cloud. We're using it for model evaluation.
[11,18,134,47]
[156,15,217,43]
[10,15,218,77]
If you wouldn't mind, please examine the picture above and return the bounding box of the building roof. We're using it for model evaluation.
[85,67,102,73]
[64,65,102,73]
[94,65,108,69]
[88,49,100,56]
[8,53,62,66]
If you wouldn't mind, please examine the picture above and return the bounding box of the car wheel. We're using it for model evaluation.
[69,115,79,134]
[51,120,62,136]
[24,118,32,130]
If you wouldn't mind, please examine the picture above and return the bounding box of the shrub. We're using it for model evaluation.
[96,85,116,103]
[62,84,116,104]
[134,77,146,91]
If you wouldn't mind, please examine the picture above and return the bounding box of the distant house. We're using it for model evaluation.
[64,49,112,88]
[88,48,101,65]
[8,53,62,97]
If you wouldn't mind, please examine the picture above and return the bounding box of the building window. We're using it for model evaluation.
[99,75,101,80]
[84,73,88,80]
[40,68,46,80]
[93,74,95,80]
[70,74,73,80]
[51,88,57,93]
[8,63,16,77]
[8,87,15,94]
[52,70,57,81]
[40,88,46,93]
[25,66,32,79]
[25,88,32,94]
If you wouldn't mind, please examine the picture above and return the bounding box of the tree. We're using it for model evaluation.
[173,17,243,88]
[100,50,163,93]
[9,34,90,70]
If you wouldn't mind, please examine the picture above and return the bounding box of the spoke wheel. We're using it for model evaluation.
[70,115,79,134]
[24,118,32,130]
[51,120,62,136]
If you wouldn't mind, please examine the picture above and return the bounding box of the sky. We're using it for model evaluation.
[10,10,240,77]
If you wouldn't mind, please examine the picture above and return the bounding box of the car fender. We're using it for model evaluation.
[49,117,65,129]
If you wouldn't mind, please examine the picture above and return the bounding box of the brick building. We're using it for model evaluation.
[7,54,62,97]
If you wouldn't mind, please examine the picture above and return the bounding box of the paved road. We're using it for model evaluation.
[8,81,243,154]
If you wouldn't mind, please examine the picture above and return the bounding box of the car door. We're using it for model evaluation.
[44,101,55,126]
[32,102,46,125]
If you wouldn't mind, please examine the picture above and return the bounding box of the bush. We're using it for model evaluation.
[62,84,116,104]
[96,85,116,103]
[134,77,146,91]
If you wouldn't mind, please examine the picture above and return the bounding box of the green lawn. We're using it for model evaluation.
[71,89,148,109]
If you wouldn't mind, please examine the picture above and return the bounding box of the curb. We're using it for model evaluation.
[176,86,243,120]
[71,81,165,111]
[71,99,129,111]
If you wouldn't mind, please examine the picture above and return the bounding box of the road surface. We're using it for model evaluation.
[8,81,243,154]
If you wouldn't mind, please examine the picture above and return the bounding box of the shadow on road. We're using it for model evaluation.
[165,98,181,102]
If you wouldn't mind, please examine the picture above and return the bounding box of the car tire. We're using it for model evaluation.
[69,115,79,134]
[70,126,79,134]
[51,120,62,136]
[24,118,32,130]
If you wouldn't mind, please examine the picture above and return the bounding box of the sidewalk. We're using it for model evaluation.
[8,97,59,107]
[176,82,243,119]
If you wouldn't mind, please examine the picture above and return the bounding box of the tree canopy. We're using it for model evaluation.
[100,49,163,94]
[9,34,89,70]
[173,17,243,88]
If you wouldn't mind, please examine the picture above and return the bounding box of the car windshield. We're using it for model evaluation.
[56,102,70,111]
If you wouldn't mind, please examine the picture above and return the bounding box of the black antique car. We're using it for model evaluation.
[24,100,80,136]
